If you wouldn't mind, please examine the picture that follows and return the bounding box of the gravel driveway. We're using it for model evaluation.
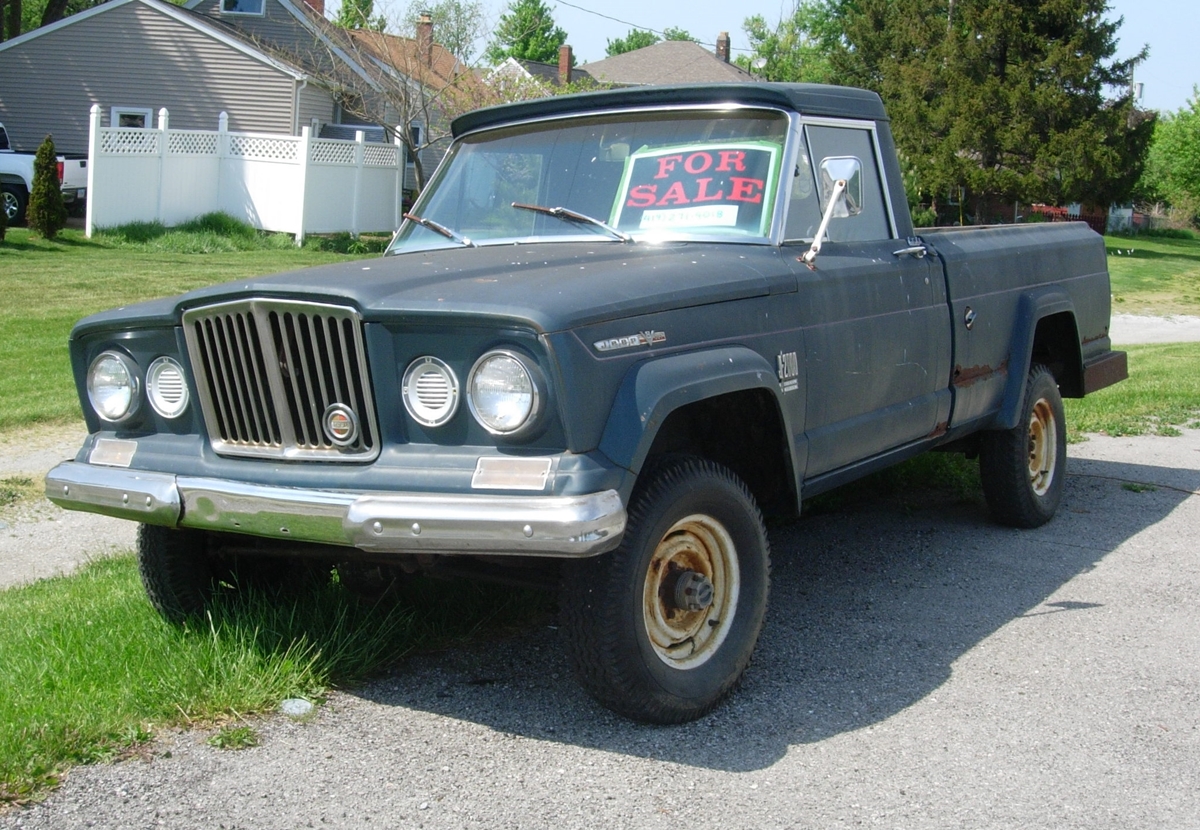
[2,320,1197,829]
[3,429,1199,828]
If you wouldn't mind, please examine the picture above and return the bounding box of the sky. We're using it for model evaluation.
[357,0,1199,114]
[543,0,1198,113]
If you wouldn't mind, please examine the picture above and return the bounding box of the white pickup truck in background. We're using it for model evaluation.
[0,122,88,223]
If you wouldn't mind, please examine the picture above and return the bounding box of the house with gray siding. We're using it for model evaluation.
[0,0,460,193]
[0,0,334,155]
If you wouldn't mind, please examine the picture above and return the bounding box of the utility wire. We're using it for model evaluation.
[549,0,756,53]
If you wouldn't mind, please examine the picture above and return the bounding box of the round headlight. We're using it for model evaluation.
[402,356,460,427]
[468,351,540,435]
[87,351,140,422]
[146,356,189,419]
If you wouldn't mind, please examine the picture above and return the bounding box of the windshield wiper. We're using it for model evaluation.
[403,212,474,247]
[511,202,632,243]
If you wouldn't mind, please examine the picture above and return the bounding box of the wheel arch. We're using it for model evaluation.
[597,346,800,517]
[996,291,1083,430]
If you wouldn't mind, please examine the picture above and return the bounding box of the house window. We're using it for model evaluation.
[111,107,154,129]
[221,0,264,15]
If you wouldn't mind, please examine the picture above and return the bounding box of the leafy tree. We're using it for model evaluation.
[0,183,8,243]
[1,0,21,42]
[737,1,843,83]
[606,28,658,56]
[661,27,696,42]
[26,134,66,239]
[335,0,384,31]
[606,27,696,57]
[484,0,566,65]
[403,0,485,64]
[1139,88,1200,226]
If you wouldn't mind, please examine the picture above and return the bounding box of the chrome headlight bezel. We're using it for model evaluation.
[145,356,190,419]
[402,355,461,428]
[87,350,141,423]
[466,349,544,437]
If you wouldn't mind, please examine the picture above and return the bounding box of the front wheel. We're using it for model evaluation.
[137,524,217,623]
[560,457,770,723]
[979,364,1067,528]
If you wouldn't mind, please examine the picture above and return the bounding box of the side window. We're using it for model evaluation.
[784,133,820,241]
[798,124,891,242]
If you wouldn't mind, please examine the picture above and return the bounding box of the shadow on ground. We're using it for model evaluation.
[347,455,1194,772]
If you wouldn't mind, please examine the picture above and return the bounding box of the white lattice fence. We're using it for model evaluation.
[86,106,404,241]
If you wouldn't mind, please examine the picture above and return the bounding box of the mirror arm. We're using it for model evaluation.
[800,178,847,266]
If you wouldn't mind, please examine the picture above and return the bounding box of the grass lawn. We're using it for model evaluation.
[1104,233,1200,315]
[0,224,374,431]
[1065,342,1200,437]
[0,556,547,803]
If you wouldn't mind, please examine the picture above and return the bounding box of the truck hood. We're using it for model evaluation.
[72,242,789,337]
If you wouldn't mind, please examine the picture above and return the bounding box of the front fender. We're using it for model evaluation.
[597,346,784,475]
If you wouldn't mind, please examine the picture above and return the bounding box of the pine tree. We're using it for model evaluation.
[26,134,66,239]
[832,0,1154,216]
[484,0,566,65]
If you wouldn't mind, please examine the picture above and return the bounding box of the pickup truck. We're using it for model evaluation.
[0,122,88,223]
[46,83,1127,723]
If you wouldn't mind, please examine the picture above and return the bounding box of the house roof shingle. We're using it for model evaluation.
[580,41,757,86]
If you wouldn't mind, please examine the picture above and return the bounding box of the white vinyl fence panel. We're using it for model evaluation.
[85,106,404,243]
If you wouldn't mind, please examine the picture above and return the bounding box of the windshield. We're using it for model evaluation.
[387,108,789,254]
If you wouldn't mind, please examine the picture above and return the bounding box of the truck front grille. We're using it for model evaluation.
[182,299,379,461]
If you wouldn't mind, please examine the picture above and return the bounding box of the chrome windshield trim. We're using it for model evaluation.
[450,102,795,144]
[44,462,626,558]
[393,104,797,254]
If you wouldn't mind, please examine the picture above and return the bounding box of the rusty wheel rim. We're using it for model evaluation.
[1028,397,1058,496]
[642,514,740,669]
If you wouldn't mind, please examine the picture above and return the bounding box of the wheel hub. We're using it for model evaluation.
[1027,397,1058,496]
[673,570,714,612]
[642,514,740,669]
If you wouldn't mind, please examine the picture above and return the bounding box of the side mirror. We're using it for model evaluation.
[819,157,863,218]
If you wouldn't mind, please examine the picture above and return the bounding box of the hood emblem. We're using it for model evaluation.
[594,330,666,353]
[323,403,360,447]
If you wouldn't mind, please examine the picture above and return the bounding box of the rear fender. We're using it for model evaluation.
[996,290,1080,430]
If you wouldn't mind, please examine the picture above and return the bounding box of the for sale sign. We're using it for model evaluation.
[611,142,781,236]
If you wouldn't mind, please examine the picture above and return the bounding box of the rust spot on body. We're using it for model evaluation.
[927,421,949,439]
[953,360,1008,388]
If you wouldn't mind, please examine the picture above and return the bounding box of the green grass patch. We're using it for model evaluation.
[206,725,260,750]
[0,222,373,431]
[1065,342,1200,437]
[1104,233,1200,315]
[0,476,38,511]
[0,556,549,803]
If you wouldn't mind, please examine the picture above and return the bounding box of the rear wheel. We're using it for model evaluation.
[561,457,770,723]
[979,364,1066,528]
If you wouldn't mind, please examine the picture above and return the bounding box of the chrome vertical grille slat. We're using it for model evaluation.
[183,300,379,461]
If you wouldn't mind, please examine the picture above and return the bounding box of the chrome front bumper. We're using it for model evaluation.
[45,461,626,558]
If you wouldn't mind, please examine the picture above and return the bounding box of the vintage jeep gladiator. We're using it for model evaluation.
[47,83,1126,723]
